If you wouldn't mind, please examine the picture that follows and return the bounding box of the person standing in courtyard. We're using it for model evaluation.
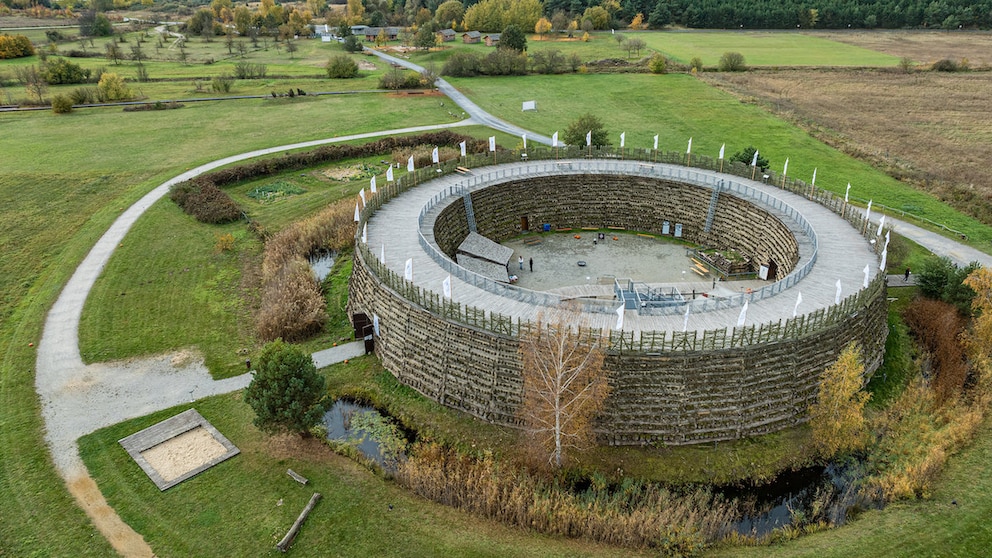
[519,255,524,270]
[529,257,533,272]
[905,267,911,282]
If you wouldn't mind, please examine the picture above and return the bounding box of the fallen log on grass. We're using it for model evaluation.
[276,492,321,552]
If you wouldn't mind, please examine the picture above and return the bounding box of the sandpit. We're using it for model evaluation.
[120,409,239,490]
[140,427,228,483]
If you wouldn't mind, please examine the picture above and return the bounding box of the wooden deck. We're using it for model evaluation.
[366,159,879,334]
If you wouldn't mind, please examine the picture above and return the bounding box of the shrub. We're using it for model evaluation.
[718,51,746,71]
[530,48,566,74]
[51,94,74,114]
[441,52,482,77]
[169,181,243,223]
[931,58,958,72]
[689,56,703,72]
[480,48,527,75]
[903,298,970,404]
[342,35,363,53]
[42,57,91,84]
[69,87,97,104]
[915,256,979,314]
[211,73,234,92]
[563,113,610,147]
[214,233,235,252]
[379,68,422,90]
[243,339,326,436]
[648,53,667,74]
[0,34,35,59]
[898,56,914,73]
[233,61,267,79]
[326,54,358,78]
[96,72,131,101]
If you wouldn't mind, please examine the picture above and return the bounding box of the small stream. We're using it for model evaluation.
[322,400,407,470]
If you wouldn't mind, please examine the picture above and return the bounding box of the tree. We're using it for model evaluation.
[917,256,980,314]
[414,24,438,51]
[648,0,672,28]
[809,341,870,458]
[499,23,526,52]
[51,93,74,114]
[630,12,645,28]
[564,113,610,147]
[551,11,569,35]
[285,39,298,58]
[718,51,746,71]
[346,0,365,25]
[41,58,91,85]
[343,35,364,52]
[518,305,610,469]
[326,54,359,78]
[435,0,464,28]
[79,10,113,37]
[625,37,645,57]
[535,17,551,39]
[243,339,327,436]
[582,6,610,29]
[187,9,216,36]
[648,53,667,73]
[104,41,123,65]
[730,146,769,171]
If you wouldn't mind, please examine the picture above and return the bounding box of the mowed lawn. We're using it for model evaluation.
[446,72,992,245]
[0,93,455,556]
[641,31,900,67]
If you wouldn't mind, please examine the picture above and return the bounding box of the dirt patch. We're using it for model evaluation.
[808,31,992,68]
[321,165,364,180]
[140,427,228,482]
[358,61,377,71]
[67,474,154,558]
[265,432,338,462]
[701,68,992,225]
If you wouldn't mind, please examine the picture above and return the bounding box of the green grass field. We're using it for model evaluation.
[446,72,992,246]
[2,26,992,557]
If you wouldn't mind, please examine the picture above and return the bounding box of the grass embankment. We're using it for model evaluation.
[77,387,644,558]
[0,94,450,553]
[446,72,992,247]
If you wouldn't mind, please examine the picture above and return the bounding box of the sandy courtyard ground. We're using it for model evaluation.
[140,427,228,483]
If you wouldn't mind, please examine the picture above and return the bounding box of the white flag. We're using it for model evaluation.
[736,300,748,327]
[386,165,394,182]
[653,134,659,150]
[719,143,725,160]
[442,274,451,298]
[407,155,414,172]
[793,291,803,318]
[880,248,888,272]
[835,279,842,304]
[845,183,851,202]
[750,150,759,167]
[865,200,872,223]
[459,140,466,157]
[404,258,413,281]
[489,136,496,152]
[370,175,377,193]
[361,222,367,244]
[682,304,690,332]
[686,137,692,154]
[586,131,591,146]
[811,167,817,187]
[354,203,360,222]
[431,146,439,164]
[522,134,527,149]
[373,314,380,336]
[783,157,789,177]
[863,263,871,288]
[615,304,624,330]
[884,231,890,250]
[552,131,558,147]
[620,132,625,148]
[380,243,385,263]
[877,215,885,236]
[359,188,366,207]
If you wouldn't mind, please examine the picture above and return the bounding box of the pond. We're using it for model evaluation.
[308,250,336,282]
[322,400,407,471]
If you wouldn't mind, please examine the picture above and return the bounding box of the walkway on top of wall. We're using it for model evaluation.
[364,159,879,334]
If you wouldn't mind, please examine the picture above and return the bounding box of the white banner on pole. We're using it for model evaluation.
[736,300,748,327]
[845,183,851,202]
[615,305,624,330]
[386,165,394,182]
[407,155,414,172]
[354,203,360,222]
[586,131,591,146]
[877,215,886,236]
[361,223,367,244]
[686,137,692,154]
[552,131,558,147]
[719,143,725,160]
[442,275,451,298]
[522,134,527,149]
[783,157,789,177]
[793,291,803,318]
[370,175,377,193]
[380,243,385,263]
[811,167,817,187]
[863,263,870,288]
[404,258,413,281]
[835,279,842,304]
[359,188,366,207]
[431,146,439,164]
[653,134,659,150]
[620,132,625,148]
[489,136,496,152]
[880,249,888,272]
[682,304,690,332]
[459,141,466,157]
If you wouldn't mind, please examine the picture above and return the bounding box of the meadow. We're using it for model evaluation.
[2,27,992,557]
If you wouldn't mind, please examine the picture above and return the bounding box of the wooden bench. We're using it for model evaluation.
[692,267,707,276]
[455,166,472,175]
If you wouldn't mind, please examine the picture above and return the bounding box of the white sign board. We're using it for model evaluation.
[521,100,536,111]
[674,223,683,238]
[758,265,769,280]
[321,35,331,42]
[662,221,670,235]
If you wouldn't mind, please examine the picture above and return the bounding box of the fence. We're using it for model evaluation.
[354,144,888,352]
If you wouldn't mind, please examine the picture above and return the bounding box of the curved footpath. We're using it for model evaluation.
[34,69,992,556]
[35,121,471,557]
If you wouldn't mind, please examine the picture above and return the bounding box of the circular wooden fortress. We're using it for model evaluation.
[348,159,888,445]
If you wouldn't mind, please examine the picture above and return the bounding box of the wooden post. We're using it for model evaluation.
[719,159,724,173]
[277,493,321,553]
[287,468,308,485]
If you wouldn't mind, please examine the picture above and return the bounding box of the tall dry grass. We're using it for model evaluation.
[256,198,355,342]
[395,442,737,552]
[902,298,969,404]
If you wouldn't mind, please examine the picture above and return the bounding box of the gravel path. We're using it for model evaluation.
[34,122,471,557]
[32,67,992,556]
